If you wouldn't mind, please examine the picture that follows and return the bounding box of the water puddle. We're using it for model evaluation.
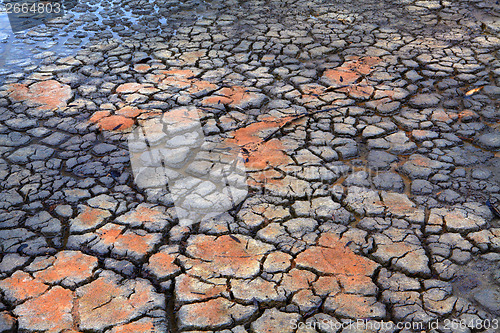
[0,0,211,84]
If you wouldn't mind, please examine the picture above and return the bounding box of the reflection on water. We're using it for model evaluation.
[0,0,200,84]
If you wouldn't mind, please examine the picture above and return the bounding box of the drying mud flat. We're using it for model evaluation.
[0,0,499,332]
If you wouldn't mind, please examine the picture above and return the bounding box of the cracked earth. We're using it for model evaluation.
[0,0,500,332]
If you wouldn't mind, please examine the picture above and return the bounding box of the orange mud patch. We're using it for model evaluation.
[89,108,139,131]
[147,252,180,279]
[115,106,141,118]
[227,115,292,148]
[74,206,111,227]
[97,224,156,256]
[410,130,429,138]
[133,64,151,73]
[343,56,381,75]
[245,139,289,171]
[136,110,163,120]
[185,235,271,278]
[95,115,135,131]
[323,68,361,86]
[156,69,217,95]
[77,277,127,322]
[125,205,165,222]
[226,116,294,174]
[89,110,111,123]
[109,321,155,333]
[432,109,457,122]
[34,251,97,285]
[179,50,206,65]
[338,274,374,292]
[374,89,395,100]
[188,235,261,267]
[322,56,381,100]
[222,115,301,190]
[82,278,127,306]
[201,95,232,105]
[116,83,147,94]
[98,224,122,242]
[14,286,74,332]
[281,269,316,293]
[187,79,218,95]
[0,271,48,302]
[324,56,381,85]
[296,233,378,277]
[381,193,420,219]
[77,275,157,330]
[160,76,191,89]
[261,54,275,62]
[7,80,72,111]
[175,274,226,303]
[89,70,217,132]
[162,69,195,78]
[312,276,341,296]
[219,86,254,107]
[339,82,374,100]
[202,86,262,109]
